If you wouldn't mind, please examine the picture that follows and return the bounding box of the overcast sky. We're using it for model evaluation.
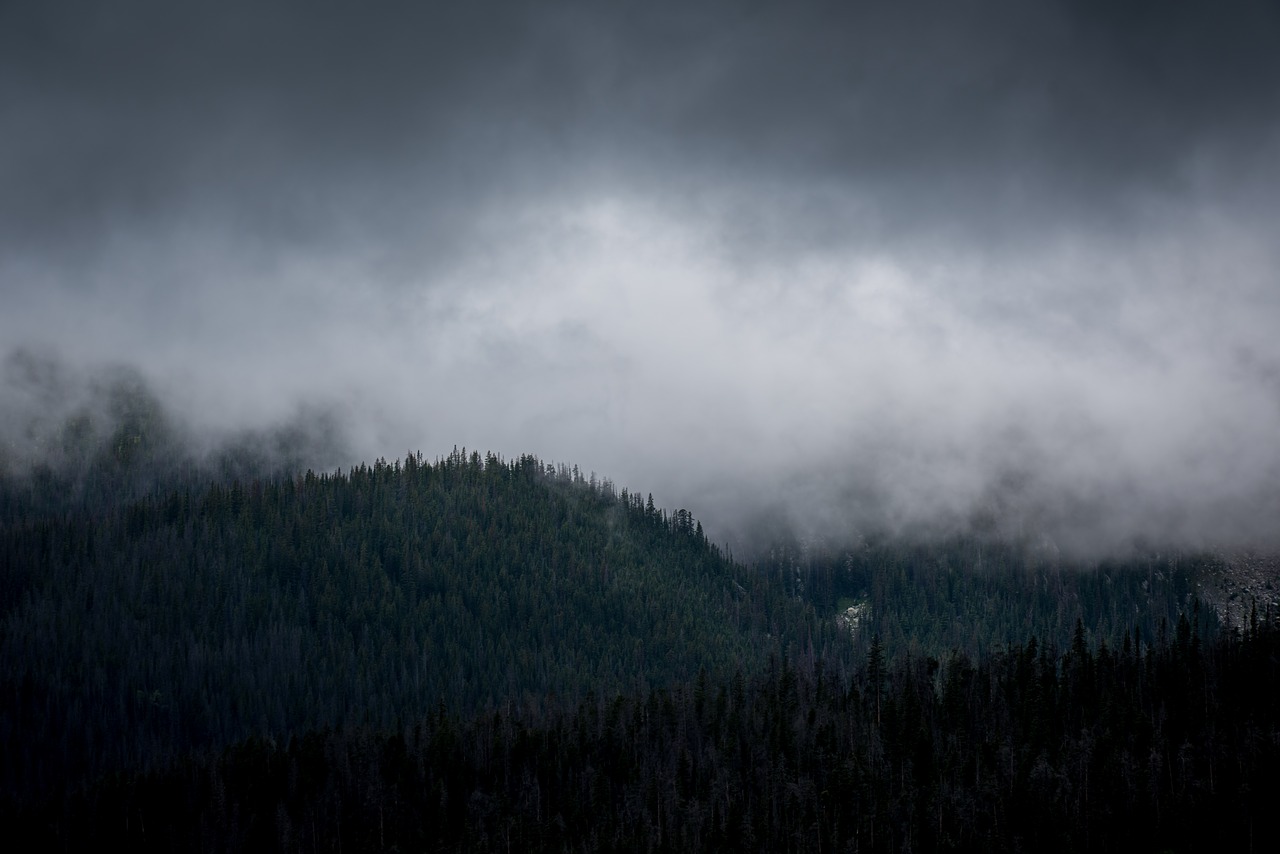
[3,0,1279,555]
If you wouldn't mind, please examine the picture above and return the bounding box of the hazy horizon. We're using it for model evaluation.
[4,0,1280,557]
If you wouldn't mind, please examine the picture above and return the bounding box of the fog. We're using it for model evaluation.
[3,0,1279,556]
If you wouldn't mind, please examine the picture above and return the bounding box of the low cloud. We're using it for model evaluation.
[3,1,1279,557]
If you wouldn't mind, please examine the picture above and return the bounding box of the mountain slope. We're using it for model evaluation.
[0,449,840,804]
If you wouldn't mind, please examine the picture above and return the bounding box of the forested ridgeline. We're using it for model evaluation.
[0,450,842,808]
[23,619,1280,853]
[763,536,1222,663]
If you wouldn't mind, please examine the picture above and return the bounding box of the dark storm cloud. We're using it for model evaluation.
[3,0,1279,556]
[1,2,546,266]
[6,0,1277,255]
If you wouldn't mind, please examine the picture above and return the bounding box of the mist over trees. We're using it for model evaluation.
[4,394,1275,849]
[0,349,352,508]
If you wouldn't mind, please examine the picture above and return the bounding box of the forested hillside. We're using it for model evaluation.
[0,450,841,809]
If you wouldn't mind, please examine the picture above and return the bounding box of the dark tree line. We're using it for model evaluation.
[22,614,1280,852]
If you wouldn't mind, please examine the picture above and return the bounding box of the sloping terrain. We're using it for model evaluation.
[0,450,837,806]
